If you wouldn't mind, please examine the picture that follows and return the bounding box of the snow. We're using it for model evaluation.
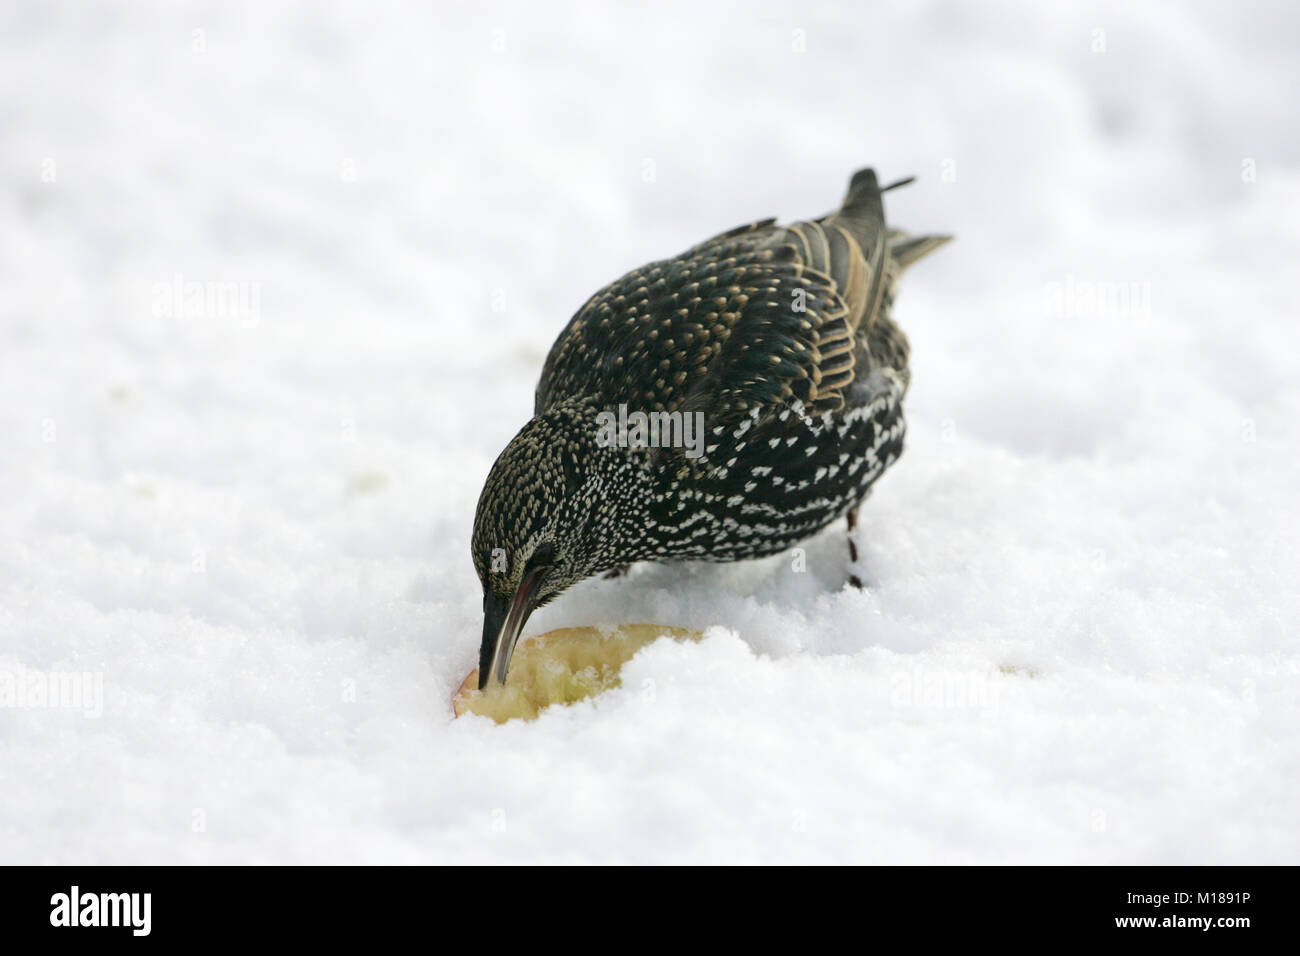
[2,0,1298,864]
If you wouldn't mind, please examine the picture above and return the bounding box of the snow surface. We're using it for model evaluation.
[2,0,1298,864]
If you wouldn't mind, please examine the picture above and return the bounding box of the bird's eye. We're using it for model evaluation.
[529,542,556,568]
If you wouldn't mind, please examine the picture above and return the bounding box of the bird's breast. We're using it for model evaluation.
[624,370,907,562]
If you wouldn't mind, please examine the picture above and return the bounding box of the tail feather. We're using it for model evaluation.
[889,232,954,271]
[827,169,892,335]
[816,169,952,334]
[833,168,886,237]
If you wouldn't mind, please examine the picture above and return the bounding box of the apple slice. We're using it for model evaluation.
[453,624,703,723]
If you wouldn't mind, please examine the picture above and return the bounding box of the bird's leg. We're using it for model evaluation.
[846,508,864,589]
[602,564,632,579]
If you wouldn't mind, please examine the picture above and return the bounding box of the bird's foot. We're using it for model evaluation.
[846,508,865,589]
[602,564,632,579]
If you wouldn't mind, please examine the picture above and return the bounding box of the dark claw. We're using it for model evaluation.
[602,564,631,579]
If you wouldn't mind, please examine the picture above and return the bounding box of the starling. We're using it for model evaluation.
[472,168,951,687]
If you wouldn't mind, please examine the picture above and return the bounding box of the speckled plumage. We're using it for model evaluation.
[472,168,951,686]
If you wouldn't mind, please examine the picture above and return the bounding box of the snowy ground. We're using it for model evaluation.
[2,0,1298,864]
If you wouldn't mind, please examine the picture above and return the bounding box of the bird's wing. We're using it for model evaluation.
[682,217,778,253]
[535,223,863,424]
[536,169,912,440]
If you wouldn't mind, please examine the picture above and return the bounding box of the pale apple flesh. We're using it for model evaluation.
[453,624,702,723]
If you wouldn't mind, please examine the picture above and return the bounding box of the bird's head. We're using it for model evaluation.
[471,402,629,688]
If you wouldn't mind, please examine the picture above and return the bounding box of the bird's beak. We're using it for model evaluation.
[478,565,546,689]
